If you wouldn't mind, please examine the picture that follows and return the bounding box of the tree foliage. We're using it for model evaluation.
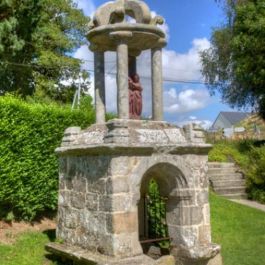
[0,0,90,102]
[202,0,265,118]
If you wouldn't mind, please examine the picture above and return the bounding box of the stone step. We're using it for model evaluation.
[214,186,246,195]
[207,168,237,174]
[211,179,246,188]
[221,193,248,199]
[208,162,235,169]
[208,173,244,181]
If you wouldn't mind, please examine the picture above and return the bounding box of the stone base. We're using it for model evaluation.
[171,244,223,265]
[45,243,175,265]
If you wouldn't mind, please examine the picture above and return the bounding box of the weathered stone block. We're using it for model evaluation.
[99,194,133,212]
[59,174,66,190]
[106,176,130,194]
[66,157,77,179]
[196,190,209,205]
[72,176,87,193]
[154,255,175,265]
[202,204,211,225]
[112,232,142,257]
[207,253,223,265]
[65,178,73,190]
[87,178,107,194]
[59,157,67,172]
[63,208,80,229]
[58,191,71,207]
[167,206,203,226]
[106,212,138,234]
[168,225,199,248]
[86,193,99,211]
[108,156,130,176]
[198,225,211,245]
[71,192,86,209]
[85,211,107,234]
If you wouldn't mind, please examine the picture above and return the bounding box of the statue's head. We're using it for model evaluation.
[132,73,140,82]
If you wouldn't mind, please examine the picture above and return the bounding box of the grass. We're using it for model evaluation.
[0,230,68,265]
[210,193,265,265]
[0,194,265,265]
[0,232,53,265]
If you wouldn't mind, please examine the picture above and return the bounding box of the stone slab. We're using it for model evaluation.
[59,119,210,149]
[45,243,175,265]
[56,143,212,156]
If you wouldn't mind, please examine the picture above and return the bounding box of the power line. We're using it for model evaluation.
[2,60,209,85]
[86,70,209,85]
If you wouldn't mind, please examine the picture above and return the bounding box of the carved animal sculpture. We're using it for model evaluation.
[88,0,163,30]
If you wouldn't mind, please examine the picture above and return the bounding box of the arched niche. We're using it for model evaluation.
[137,162,192,256]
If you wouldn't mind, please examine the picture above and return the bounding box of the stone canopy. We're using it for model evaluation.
[88,0,166,123]
[87,0,166,54]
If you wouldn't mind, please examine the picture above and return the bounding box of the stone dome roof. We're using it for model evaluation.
[87,0,167,54]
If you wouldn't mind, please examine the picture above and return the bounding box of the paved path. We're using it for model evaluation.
[231,199,265,212]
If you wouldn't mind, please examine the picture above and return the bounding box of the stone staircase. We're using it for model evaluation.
[208,162,247,199]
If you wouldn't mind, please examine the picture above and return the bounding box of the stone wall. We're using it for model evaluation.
[57,152,213,261]
[50,120,222,265]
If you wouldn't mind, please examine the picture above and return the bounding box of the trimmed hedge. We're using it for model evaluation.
[0,96,95,220]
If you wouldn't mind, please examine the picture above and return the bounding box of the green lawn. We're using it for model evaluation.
[210,194,265,265]
[0,232,54,265]
[0,194,265,265]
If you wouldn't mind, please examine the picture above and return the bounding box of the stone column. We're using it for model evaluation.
[151,47,163,121]
[94,51,106,124]
[117,42,129,119]
[111,32,132,120]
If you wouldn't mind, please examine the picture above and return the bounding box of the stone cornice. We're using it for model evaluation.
[56,143,212,156]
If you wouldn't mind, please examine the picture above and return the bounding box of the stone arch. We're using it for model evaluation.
[129,155,197,254]
[130,155,192,204]
[140,162,188,198]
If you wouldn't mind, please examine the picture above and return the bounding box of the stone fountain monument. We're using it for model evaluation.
[46,1,223,264]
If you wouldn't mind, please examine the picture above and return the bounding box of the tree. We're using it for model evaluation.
[201,0,265,118]
[0,0,90,102]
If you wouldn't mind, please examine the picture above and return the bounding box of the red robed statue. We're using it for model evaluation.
[128,73,143,119]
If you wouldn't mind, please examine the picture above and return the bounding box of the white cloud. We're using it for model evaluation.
[74,0,95,16]
[162,38,210,81]
[178,119,213,130]
[164,88,210,114]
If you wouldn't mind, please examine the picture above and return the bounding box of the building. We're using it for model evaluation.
[211,111,250,130]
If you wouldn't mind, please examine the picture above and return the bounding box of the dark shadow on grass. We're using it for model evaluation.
[45,253,74,265]
[43,229,57,242]
[43,229,75,265]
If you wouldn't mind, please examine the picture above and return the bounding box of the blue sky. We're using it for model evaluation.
[75,0,236,128]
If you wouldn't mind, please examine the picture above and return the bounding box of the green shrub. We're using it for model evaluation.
[147,179,169,249]
[208,141,250,166]
[0,95,95,220]
[246,146,265,203]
